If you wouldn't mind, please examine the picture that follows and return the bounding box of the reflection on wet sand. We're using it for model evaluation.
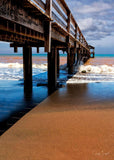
[49,82,114,112]
[0,81,114,160]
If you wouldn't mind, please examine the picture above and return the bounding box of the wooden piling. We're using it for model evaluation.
[67,50,70,68]
[68,48,74,74]
[14,46,18,53]
[23,45,32,92]
[57,49,60,76]
[73,52,76,64]
[48,46,57,93]
[44,0,52,53]
[77,47,81,65]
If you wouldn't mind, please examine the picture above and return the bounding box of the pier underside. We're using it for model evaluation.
[0,0,94,91]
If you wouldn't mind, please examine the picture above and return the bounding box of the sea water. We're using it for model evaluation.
[67,55,114,84]
[0,53,67,81]
[0,54,48,134]
[0,53,68,135]
[0,53,114,135]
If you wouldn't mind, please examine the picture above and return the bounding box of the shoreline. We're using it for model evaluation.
[0,57,114,135]
[0,61,68,135]
[0,82,114,159]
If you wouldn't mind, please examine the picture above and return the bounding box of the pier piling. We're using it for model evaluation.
[23,45,32,92]
[68,48,74,74]
[48,46,57,92]
[0,0,95,92]
[57,49,60,76]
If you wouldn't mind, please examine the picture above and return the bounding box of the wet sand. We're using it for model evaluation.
[0,55,67,135]
[0,83,114,160]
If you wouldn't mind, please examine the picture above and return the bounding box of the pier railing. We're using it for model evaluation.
[0,0,95,94]
[30,0,89,51]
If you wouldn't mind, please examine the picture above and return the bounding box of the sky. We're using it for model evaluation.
[0,0,114,54]
[66,0,114,54]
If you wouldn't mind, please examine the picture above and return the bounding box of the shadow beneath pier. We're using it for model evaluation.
[0,79,48,136]
[0,62,81,136]
[0,64,71,136]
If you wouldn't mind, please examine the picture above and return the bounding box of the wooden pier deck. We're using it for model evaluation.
[0,0,94,91]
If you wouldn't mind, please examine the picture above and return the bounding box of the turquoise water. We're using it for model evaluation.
[95,54,114,57]
[0,53,67,57]
[0,53,114,57]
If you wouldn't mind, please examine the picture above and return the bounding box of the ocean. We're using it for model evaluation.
[0,53,114,135]
[0,53,68,135]
[67,55,114,84]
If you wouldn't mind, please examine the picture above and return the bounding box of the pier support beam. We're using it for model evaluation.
[83,49,87,63]
[57,49,60,76]
[48,46,57,93]
[76,51,79,65]
[68,48,74,74]
[73,41,77,64]
[23,45,32,92]
[67,49,70,68]
[77,48,81,65]
[73,53,76,64]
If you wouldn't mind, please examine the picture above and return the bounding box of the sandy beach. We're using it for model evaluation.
[0,82,114,160]
[0,56,114,159]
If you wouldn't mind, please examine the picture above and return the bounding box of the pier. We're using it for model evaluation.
[0,0,94,92]
[1,2,114,160]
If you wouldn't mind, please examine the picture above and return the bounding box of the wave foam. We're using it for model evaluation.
[67,64,114,84]
[0,63,23,68]
[79,65,114,74]
[0,63,47,80]
[0,63,47,70]
[67,74,114,84]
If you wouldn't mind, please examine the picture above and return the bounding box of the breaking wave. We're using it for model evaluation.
[67,65,114,84]
[79,65,114,74]
[0,63,47,80]
[0,63,47,70]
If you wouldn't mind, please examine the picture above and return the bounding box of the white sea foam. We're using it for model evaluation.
[67,64,114,84]
[0,63,23,68]
[0,63,47,80]
[79,65,114,74]
[33,63,47,69]
[0,63,47,70]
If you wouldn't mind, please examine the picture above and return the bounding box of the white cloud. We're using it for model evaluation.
[89,34,114,47]
[77,17,114,42]
[66,0,114,53]
[77,1,112,14]
[78,18,95,31]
